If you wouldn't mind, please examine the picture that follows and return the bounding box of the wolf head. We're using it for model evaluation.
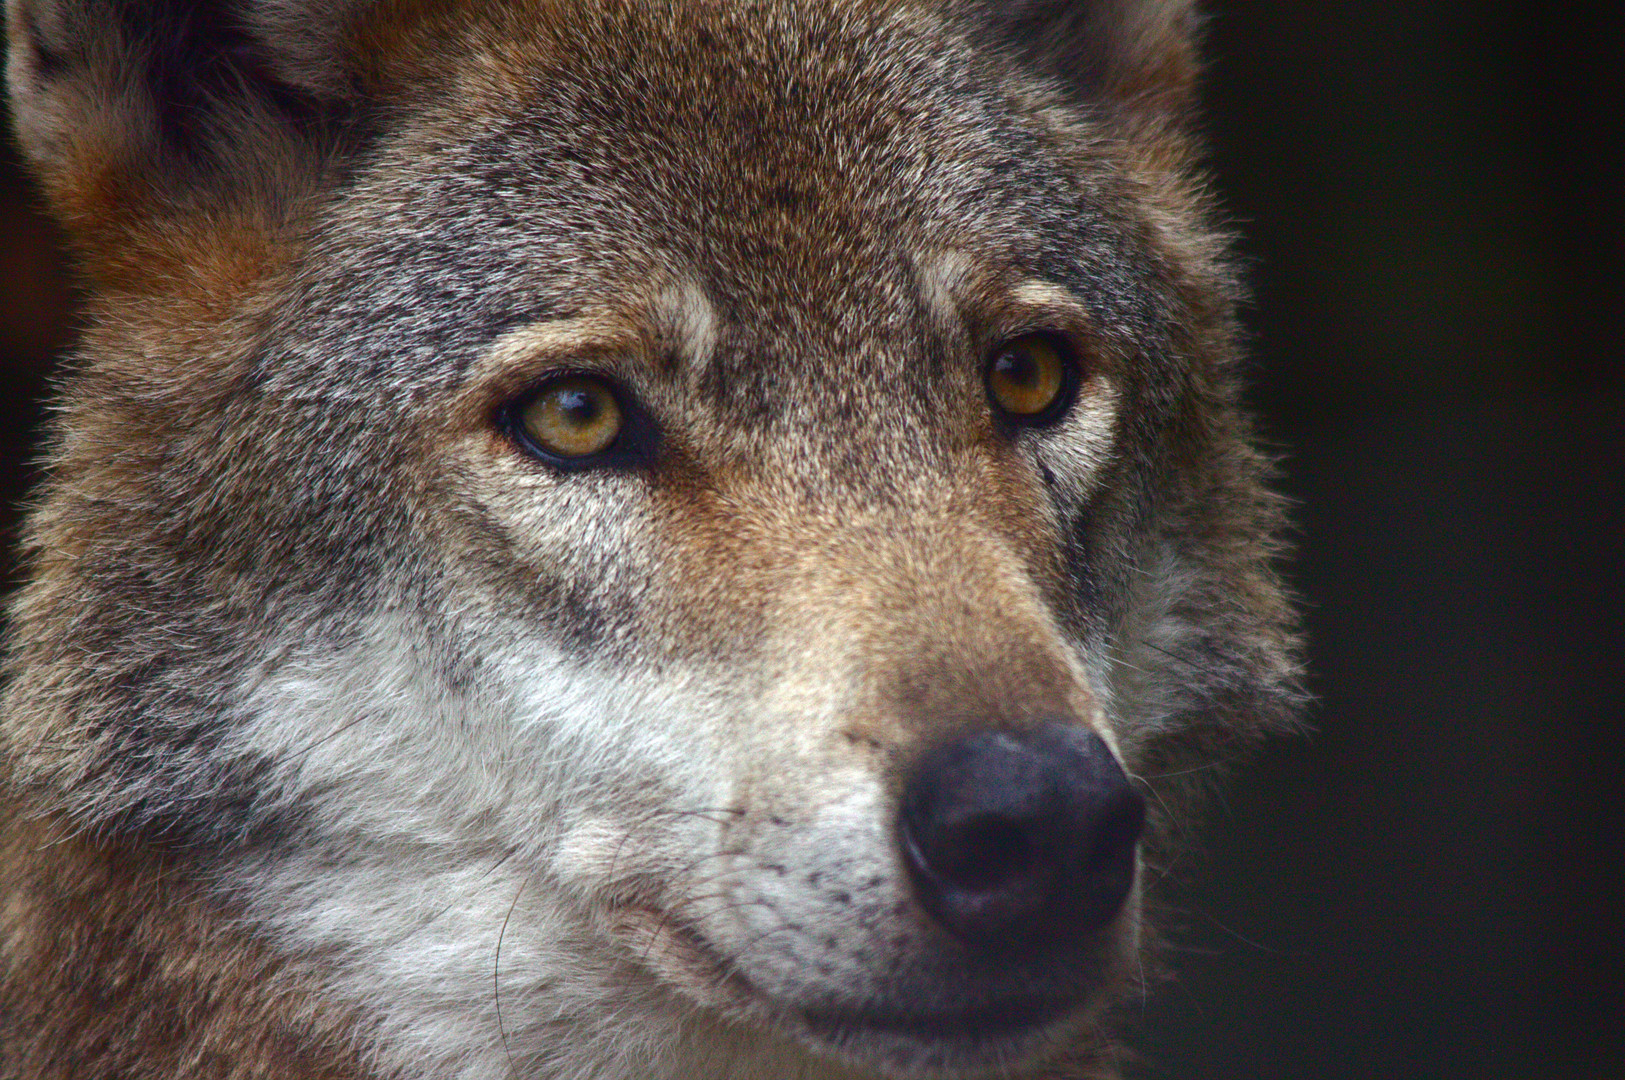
[3,1,1301,1077]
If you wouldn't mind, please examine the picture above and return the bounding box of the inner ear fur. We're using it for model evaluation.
[961,0,1203,121]
[5,0,368,283]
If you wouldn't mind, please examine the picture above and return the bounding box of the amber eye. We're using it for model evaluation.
[515,375,624,461]
[986,333,1074,423]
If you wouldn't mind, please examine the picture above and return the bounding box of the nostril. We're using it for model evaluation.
[917,813,1036,894]
[899,725,1144,949]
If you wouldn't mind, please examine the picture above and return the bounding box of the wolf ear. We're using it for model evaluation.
[963,0,1203,120]
[5,0,366,270]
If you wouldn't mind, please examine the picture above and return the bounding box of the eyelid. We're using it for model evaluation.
[458,315,653,417]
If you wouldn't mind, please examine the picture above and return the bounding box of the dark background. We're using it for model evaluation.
[1,3,1619,1078]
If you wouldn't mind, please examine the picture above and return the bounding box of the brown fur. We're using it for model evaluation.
[0,815,374,1079]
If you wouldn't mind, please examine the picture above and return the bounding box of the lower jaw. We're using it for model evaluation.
[611,905,1100,1076]
[791,995,1089,1077]
[804,993,1073,1040]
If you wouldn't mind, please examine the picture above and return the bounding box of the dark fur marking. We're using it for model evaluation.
[25,12,71,80]
[548,581,613,651]
[117,0,320,160]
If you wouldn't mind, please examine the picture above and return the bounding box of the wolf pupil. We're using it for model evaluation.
[999,351,1039,388]
[557,388,598,424]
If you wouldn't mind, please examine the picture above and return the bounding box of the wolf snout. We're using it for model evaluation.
[899,725,1145,951]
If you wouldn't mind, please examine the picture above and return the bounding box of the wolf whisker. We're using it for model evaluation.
[495,876,527,1080]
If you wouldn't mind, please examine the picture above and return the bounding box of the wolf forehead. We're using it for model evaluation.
[285,0,1183,393]
[16,0,1216,690]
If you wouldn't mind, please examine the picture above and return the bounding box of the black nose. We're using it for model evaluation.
[899,725,1145,949]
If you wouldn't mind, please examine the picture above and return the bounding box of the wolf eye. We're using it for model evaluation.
[986,333,1075,425]
[513,374,625,462]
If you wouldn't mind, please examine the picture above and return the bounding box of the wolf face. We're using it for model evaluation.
[1,2,1302,1078]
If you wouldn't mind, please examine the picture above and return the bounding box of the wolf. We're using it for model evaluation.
[0,1,1301,1077]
